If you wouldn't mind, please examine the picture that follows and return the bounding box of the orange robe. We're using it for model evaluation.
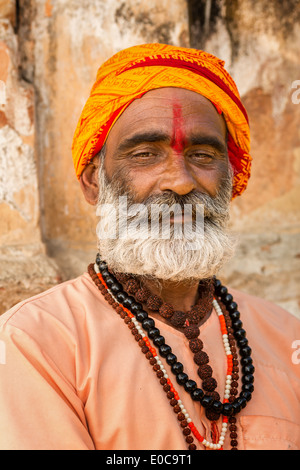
[0,273,299,450]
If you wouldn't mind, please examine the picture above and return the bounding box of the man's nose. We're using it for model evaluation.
[158,154,197,195]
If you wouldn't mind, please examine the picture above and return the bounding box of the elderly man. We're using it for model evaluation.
[0,44,299,451]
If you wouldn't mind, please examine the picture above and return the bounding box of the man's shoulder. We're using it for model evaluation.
[0,273,103,331]
[230,287,299,327]
[227,286,300,371]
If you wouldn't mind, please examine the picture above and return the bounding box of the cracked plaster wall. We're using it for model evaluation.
[188,0,300,317]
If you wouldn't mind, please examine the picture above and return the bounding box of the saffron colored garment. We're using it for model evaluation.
[0,273,299,450]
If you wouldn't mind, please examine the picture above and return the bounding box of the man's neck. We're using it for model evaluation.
[141,277,200,316]
[136,275,215,330]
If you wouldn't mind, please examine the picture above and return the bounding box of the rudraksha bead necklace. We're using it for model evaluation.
[112,268,248,426]
[117,273,238,424]
[88,255,255,450]
[88,263,229,449]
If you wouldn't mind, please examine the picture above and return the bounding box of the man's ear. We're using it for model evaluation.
[79,162,100,205]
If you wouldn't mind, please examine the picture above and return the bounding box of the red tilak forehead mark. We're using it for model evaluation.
[171,102,186,154]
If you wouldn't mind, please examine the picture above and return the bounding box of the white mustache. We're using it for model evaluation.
[95,161,236,281]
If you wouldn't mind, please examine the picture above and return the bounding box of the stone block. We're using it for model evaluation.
[0,17,60,314]
[0,0,15,26]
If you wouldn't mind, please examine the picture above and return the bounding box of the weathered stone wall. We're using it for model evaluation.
[189,0,300,317]
[0,0,299,317]
[0,1,60,312]
[0,0,189,313]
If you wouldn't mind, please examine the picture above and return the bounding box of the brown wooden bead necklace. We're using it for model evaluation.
[88,254,255,450]
[115,272,237,421]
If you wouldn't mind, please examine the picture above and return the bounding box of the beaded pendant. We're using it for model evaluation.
[88,256,254,450]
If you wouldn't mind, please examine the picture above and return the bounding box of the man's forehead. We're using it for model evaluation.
[106,87,227,146]
[135,87,216,109]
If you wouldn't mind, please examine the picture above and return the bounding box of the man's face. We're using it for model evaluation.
[94,87,235,282]
[104,87,229,202]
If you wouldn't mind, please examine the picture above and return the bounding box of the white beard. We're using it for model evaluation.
[95,159,236,283]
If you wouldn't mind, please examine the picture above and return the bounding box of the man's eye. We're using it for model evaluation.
[189,153,214,163]
[131,152,155,159]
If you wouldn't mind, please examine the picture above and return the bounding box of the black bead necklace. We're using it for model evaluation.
[95,254,254,419]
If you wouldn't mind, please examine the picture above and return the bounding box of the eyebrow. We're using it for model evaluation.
[116,130,227,154]
[116,131,170,153]
[189,134,227,154]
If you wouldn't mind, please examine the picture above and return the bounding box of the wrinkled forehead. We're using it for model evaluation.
[106,87,227,145]
[121,87,224,117]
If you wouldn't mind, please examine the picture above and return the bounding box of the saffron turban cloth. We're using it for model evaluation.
[72,43,251,199]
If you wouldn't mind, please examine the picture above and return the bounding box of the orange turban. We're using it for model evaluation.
[72,43,251,199]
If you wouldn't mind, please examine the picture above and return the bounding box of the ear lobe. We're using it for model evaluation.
[79,163,99,205]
